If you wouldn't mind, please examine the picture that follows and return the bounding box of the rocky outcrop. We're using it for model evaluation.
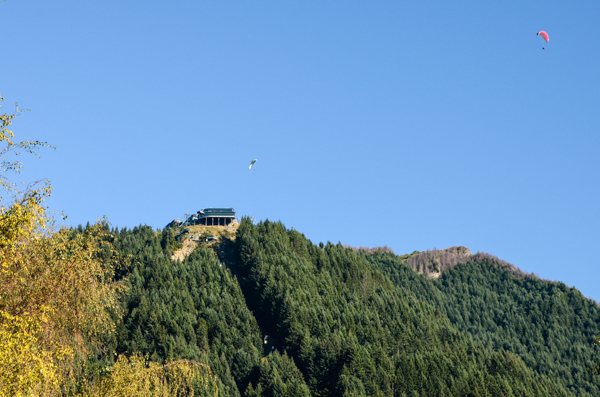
[404,246,535,280]
[405,246,472,279]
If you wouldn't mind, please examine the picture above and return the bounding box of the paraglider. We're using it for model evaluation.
[537,31,549,50]
[249,159,257,170]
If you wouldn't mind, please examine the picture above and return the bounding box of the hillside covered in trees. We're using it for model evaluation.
[101,218,600,396]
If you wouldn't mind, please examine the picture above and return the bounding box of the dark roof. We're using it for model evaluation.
[180,208,236,223]
[199,208,234,213]
[197,208,235,217]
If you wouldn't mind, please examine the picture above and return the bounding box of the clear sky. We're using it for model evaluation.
[2,1,599,301]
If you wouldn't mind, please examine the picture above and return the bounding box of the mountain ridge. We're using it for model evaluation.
[99,218,600,396]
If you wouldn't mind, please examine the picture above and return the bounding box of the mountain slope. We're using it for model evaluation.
[234,219,574,396]
[112,226,262,396]
[100,219,599,396]
[368,250,600,396]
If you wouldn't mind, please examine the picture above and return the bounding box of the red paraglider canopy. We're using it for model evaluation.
[537,31,549,43]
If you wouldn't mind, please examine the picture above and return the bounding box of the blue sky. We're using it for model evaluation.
[2,1,599,301]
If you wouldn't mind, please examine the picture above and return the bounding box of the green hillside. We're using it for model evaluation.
[100,218,599,396]
[368,251,600,396]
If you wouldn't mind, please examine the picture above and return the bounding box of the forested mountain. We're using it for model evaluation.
[366,252,600,395]
[103,218,599,396]
[109,225,264,396]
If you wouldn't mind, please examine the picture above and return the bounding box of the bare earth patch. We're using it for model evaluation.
[171,238,197,262]
[170,222,240,262]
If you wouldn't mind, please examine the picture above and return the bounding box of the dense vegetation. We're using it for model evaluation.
[111,225,263,396]
[109,224,311,396]
[368,252,600,396]
[107,218,600,396]
[233,219,581,396]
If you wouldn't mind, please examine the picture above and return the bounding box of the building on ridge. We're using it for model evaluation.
[183,208,236,227]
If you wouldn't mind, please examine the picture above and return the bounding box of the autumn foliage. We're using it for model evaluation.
[0,95,217,396]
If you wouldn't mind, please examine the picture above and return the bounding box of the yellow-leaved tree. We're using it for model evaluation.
[0,94,218,396]
[0,94,125,396]
[81,355,218,397]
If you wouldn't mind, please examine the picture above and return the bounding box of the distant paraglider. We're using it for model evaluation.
[537,31,549,50]
[249,159,257,171]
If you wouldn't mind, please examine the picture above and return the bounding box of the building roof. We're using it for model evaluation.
[197,208,235,217]
[179,208,236,226]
